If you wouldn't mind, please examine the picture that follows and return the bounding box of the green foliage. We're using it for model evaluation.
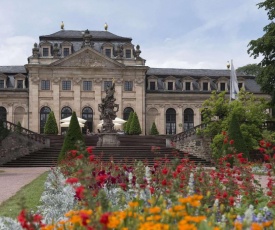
[150,122,159,135]
[59,112,84,162]
[236,63,262,77]
[201,90,270,158]
[125,112,134,135]
[227,112,248,157]
[129,112,142,135]
[16,121,23,134]
[247,0,275,103]
[44,111,58,134]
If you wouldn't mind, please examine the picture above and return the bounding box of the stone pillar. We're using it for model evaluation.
[29,75,40,133]
[114,78,123,118]
[135,79,145,134]
[7,103,13,122]
[94,78,102,131]
[159,105,165,135]
[73,77,81,117]
[194,106,201,126]
[52,77,61,133]
[177,105,183,133]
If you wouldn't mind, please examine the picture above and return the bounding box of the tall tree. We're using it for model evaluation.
[247,0,275,104]
[44,111,58,134]
[129,112,142,135]
[236,64,262,77]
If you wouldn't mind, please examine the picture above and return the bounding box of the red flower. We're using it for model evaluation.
[77,154,84,159]
[89,154,95,162]
[260,140,266,147]
[162,168,168,175]
[70,150,78,157]
[266,142,272,148]
[222,131,227,136]
[259,147,266,153]
[229,140,234,145]
[86,146,93,154]
[80,210,90,226]
[149,187,155,194]
[229,196,234,206]
[161,179,167,186]
[264,154,270,161]
[119,183,127,191]
[66,177,79,184]
[96,174,108,184]
[223,138,228,144]
[75,186,85,200]
[100,212,111,226]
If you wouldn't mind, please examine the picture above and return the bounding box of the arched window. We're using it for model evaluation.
[0,106,7,121]
[40,106,51,134]
[166,108,176,134]
[123,107,134,121]
[82,107,93,134]
[61,107,72,134]
[61,106,72,119]
[184,108,194,131]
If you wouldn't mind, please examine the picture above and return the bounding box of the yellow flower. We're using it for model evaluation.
[148,206,161,214]
[129,201,139,208]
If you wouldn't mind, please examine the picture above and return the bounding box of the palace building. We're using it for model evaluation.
[0,27,269,135]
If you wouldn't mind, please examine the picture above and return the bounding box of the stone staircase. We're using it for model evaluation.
[0,134,213,167]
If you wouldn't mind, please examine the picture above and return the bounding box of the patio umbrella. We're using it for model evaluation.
[60,116,87,123]
[60,122,85,128]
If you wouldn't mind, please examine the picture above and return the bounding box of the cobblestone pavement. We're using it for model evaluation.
[0,167,50,205]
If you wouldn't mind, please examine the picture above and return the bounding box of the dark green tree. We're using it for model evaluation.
[227,112,248,157]
[150,122,159,135]
[44,111,58,134]
[59,112,84,162]
[247,0,275,104]
[129,112,142,135]
[125,112,134,135]
[16,121,23,133]
[236,64,262,77]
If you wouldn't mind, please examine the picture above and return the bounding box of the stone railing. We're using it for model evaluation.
[172,123,208,142]
[0,120,49,146]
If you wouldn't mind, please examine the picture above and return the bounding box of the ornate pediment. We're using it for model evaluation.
[51,47,124,68]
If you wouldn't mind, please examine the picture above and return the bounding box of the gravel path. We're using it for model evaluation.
[0,167,50,205]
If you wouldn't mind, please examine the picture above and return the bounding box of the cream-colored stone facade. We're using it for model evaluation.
[0,29,271,135]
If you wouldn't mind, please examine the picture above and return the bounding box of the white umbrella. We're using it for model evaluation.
[60,116,87,123]
[99,117,126,124]
[60,122,85,128]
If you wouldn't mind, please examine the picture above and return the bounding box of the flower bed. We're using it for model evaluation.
[1,139,275,230]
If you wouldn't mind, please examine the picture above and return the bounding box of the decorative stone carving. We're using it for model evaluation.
[73,77,82,85]
[82,29,94,48]
[94,78,102,85]
[135,45,141,58]
[31,76,40,84]
[116,44,123,58]
[32,43,39,58]
[59,51,107,67]
[53,43,60,58]
[135,79,144,85]
[52,77,61,84]
[114,78,123,85]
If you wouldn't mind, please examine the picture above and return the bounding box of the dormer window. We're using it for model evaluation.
[43,48,49,57]
[238,82,243,90]
[149,82,156,90]
[0,80,4,89]
[63,48,70,57]
[185,82,191,91]
[0,74,6,89]
[167,82,173,90]
[17,80,23,89]
[105,49,111,58]
[220,82,226,91]
[125,49,131,58]
[202,82,209,91]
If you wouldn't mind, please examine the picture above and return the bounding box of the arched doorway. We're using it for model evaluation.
[40,106,51,134]
[166,108,176,134]
[147,108,158,134]
[0,106,7,121]
[123,107,134,121]
[82,107,93,134]
[184,108,194,131]
[14,107,25,127]
[61,106,72,134]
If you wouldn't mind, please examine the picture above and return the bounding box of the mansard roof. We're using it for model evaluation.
[0,66,27,74]
[40,30,132,42]
[147,68,252,78]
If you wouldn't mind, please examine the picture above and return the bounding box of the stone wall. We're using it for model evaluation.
[0,132,46,165]
[175,135,212,161]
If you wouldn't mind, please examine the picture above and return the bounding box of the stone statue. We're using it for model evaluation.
[98,81,119,133]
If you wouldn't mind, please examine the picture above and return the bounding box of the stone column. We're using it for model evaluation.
[158,105,165,135]
[52,77,61,133]
[94,78,102,130]
[7,103,13,122]
[114,78,123,119]
[135,79,145,134]
[177,105,183,133]
[73,77,81,117]
[29,74,40,132]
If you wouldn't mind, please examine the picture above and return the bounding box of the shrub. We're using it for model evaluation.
[16,121,22,134]
[59,112,84,162]
[125,112,134,135]
[150,122,159,135]
[129,112,141,135]
[44,111,58,134]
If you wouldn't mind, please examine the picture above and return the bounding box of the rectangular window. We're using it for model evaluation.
[167,82,173,90]
[17,80,23,89]
[220,82,226,91]
[43,48,49,57]
[149,81,156,90]
[124,81,133,91]
[185,82,191,90]
[125,49,131,58]
[83,81,92,91]
[238,83,243,90]
[202,82,208,91]
[41,80,50,90]
[104,81,112,91]
[0,80,4,88]
[63,48,70,57]
[105,49,111,58]
[62,80,71,90]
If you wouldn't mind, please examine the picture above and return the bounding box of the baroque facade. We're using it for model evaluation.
[0,28,269,135]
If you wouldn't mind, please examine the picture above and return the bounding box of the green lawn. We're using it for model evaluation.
[0,171,49,219]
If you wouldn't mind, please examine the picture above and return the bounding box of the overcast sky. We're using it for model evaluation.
[0,0,269,69]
